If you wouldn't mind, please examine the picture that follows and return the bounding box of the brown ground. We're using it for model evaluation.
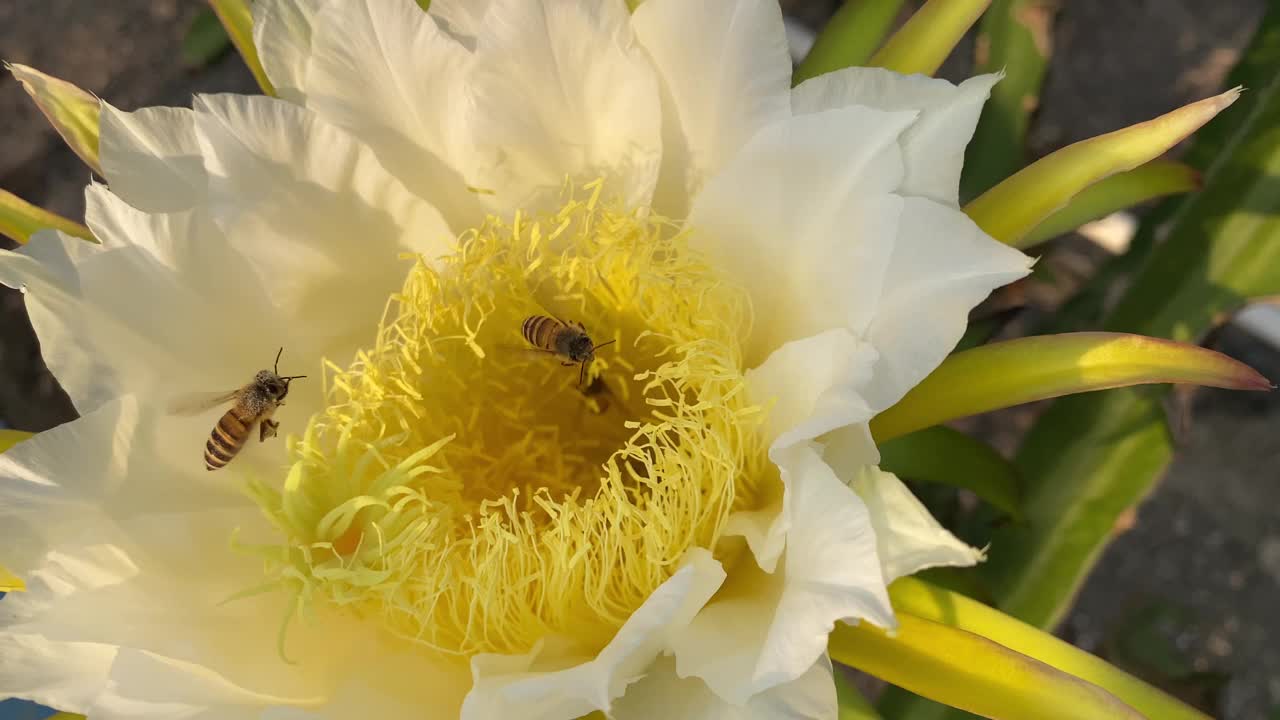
[1,1,1277,717]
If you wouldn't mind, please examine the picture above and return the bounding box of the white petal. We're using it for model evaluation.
[859,197,1031,413]
[192,94,453,357]
[631,0,792,216]
[0,403,310,715]
[0,233,117,413]
[0,398,138,532]
[98,104,206,213]
[81,186,300,390]
[0,186,316,415]
[0,638,321,720]
[253,0,327,104]
[731,330,876,572]
[793,68,1000,206]
[0,633,114,716]
[465,0,662,215]
[747,330,877,452]
[674,444,891,705]
[282,0,484,227]
[849,466,982,581]
[612,654,836,720]
[430,0,492,45]
[1,398,466,718]
[462,549,725,720]
[259,639,471,720]
[687,106,914,363]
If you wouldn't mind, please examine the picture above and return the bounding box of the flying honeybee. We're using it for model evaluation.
[521,315,615,385]
[168,348,307,471]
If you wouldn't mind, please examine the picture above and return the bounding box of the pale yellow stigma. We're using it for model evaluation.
[247,182,771,657]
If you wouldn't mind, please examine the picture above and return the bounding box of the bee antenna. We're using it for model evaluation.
[579,361,587,387]
[593,339,617,350]
[283,374,307,382]
[274,347,285,374]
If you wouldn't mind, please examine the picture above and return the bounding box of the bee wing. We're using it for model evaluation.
[166,389,240,416]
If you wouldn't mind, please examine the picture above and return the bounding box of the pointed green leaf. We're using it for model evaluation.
[868,0,991,77]
[960,0,1058,201]
[183,8,233,68]
[0,563,24,593]
[0,429,32,453]
[870,332,1269,443]
[794,0,908,85]
[882,578,1211,720]
[209,0,276,96]
[0,189,95,245]
[877,426,1021,518]
[835,669,884,719]
[6,63,101,174]
[0,430,33,592]
[1024,160,1200,245]
[984,2,1280,631]
[829,614,1142,720]
[966,89,1240,248]
[1045,0,1280,337]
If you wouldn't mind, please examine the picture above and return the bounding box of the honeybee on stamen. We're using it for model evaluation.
[168,348,307,471]
[520,315,615,386]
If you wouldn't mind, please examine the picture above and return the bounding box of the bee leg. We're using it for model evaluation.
[260,419,280,442]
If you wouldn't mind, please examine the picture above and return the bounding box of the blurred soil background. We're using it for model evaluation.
[1,1,1278,718]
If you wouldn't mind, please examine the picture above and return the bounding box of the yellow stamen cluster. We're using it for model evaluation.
[247,183,771,658]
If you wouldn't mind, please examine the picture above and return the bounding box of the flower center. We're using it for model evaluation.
[247,183,770,657]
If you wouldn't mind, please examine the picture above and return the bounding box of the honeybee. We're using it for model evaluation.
[168,348,307,471]
[521,315,615,385]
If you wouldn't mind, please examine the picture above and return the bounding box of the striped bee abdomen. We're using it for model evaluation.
[205,407,253,471]
[522,315,563,350]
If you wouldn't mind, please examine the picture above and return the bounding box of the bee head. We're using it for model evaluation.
[568,335,596,362]
[254,370,287,400]
[261,348,307,401]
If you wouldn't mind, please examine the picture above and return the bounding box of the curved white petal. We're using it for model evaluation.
[253,0,327,104]
[850,466,982,581]
[0,398,138,530]
[0,208,251,415]
[631,0,792,217]
[464,0,662,215]
[191,94,453,359]
[731,330,876,572]
[612,654,836,720]
[430,0,492,46]
[0,184,329,417]
[793,68,1000,207]
[1,637,322,720]
[859,197,1031,413]
[462,549,725,720]
[1,398,466,719]
[687,106,914,363]
[0,232,119,414]
[99,104,206,213]
[674,443,891,705]
[0,399,310,716]
[747,330,877,453]
[277,0,484,228]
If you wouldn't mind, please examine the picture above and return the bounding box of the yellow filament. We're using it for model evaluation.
[247,182,771,657]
